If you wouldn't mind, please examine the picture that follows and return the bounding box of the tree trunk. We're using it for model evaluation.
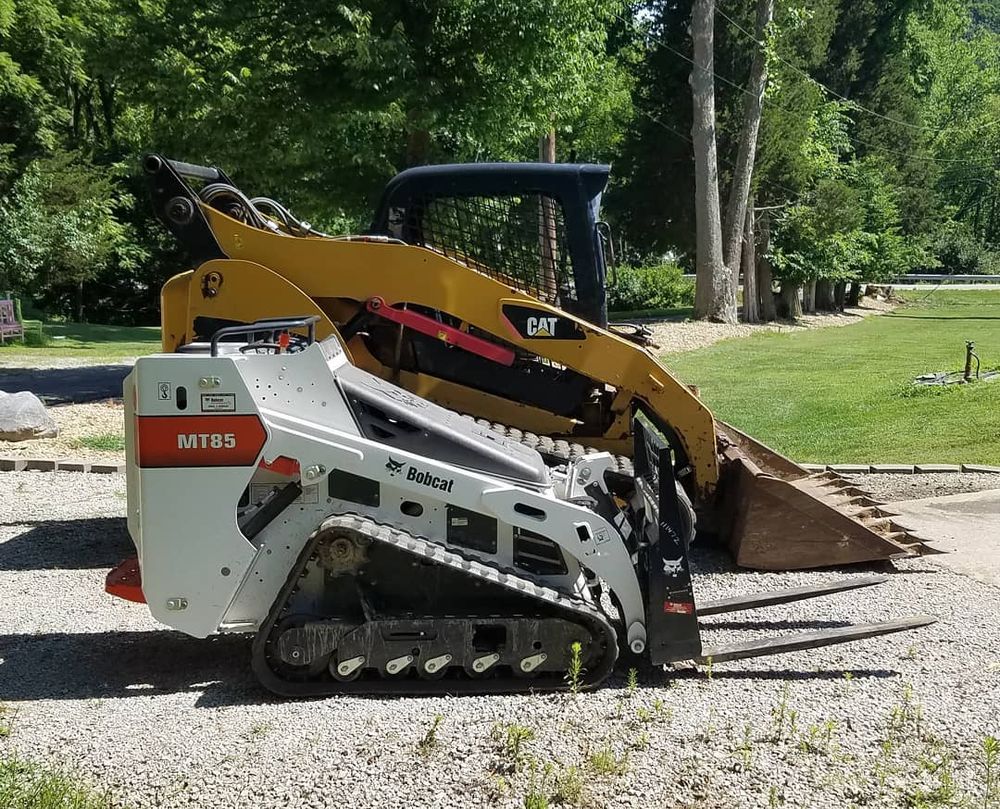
[834,281,847,311]
[846,282,862,307]
[97,77,115,145]
[757,209,777,322]
[77,280,84,323]
[816,278,836,311]
[722,0,774,284]
[83,85,102,144]
[72,86,83,142]
[690,0,735,323]
[802,279,816,313]
[779,282,802,319]
[538,128,558,304]
[405,109,431,167]
[741,203,759,323]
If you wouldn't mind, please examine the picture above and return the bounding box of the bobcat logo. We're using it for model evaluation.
[662,557,684,576]
[385,457,405,476]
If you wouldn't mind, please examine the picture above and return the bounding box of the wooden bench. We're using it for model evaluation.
[0,299,24,344]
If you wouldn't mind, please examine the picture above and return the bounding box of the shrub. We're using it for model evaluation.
[607,262,693,312]
[925,220,1000,275]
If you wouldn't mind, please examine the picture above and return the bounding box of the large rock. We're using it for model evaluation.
[0,390,59,441]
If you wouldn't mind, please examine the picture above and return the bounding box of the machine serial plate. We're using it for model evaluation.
[201,393,236,412]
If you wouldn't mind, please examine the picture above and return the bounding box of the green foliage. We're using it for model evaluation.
[927,220,1000,275]
[613,0,1000,291]
[0,756,114,809]
[983,736,1000,807]
[0,703,15,738]
[73,433,126,452]
[551,765,583,805]
[766,106,931,284]
[607,262,694,312]
[0,151,141,319]
[522,791,549,809]
[0,0,998,324]
[565,641,584,694]
[417,714,443,756]
[0,0,634,324]
[586,744,628,776]
[626,667,638,696]
[492,722,535,772]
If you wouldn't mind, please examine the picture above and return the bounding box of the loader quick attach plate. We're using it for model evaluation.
[632,409,703,665]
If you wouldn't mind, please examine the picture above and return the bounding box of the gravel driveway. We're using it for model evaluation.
[649,299,895,354]
[1,471,998,809]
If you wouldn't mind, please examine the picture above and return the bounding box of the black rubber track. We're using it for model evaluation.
[252,513,619,696]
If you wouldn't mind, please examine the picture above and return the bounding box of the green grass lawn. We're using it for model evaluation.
[0,322,161,361]
[664,290,1000,465]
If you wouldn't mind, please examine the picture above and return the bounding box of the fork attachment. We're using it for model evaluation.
[632,411,937,667]
[697,575,887,616]
[697,615,937,664]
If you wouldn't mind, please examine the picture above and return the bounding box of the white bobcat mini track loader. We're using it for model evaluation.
[107,317,934,694]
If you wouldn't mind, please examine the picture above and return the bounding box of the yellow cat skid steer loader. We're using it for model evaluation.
[143,154,936,570]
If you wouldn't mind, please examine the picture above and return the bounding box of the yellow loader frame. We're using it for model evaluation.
[162,210,720,499]
[152,155,932,570]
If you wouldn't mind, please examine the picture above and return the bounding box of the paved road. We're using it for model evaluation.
[890,489,1000,588]
[887,283,1000,290]
[0,364,130,404]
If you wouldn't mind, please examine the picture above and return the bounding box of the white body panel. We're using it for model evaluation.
[125,337,646,643]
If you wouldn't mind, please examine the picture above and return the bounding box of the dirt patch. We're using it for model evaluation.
[0,400,124,463]
[647,299,895,354]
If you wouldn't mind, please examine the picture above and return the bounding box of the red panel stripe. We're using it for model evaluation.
[136,414,267,468]
[260,455,300,476]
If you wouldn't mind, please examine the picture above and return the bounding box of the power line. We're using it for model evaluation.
[715,6,1000,137]
[638,109,801,199]
[613,11,988,168]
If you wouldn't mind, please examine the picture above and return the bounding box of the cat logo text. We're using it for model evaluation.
[526,316,559,337]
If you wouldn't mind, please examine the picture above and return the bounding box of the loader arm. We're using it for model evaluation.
[167,214,721,501]
[149,154,937,571]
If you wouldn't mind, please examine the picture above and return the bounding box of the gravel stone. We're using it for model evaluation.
[0,400,123,463]
[848,471,1000,502]
[2,472,998,808]
[648,300,895,355]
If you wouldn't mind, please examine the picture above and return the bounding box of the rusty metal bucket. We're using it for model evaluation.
[715,422,940,571]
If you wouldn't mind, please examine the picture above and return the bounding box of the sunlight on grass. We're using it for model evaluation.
[0,322,161,361]
[73,433,126,452]
[665,290,1000,464]
[0,756,116,809]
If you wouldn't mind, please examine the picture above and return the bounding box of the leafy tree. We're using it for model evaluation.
[0,151,136,320]
[1,0,999,325]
